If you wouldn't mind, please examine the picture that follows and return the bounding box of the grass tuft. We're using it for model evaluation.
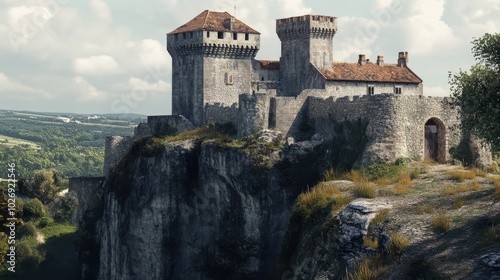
[417,204,436,214]
[452,197,466,209]
[345,257,384,280]
[371,209,390,225]
[492,177,500,199]
[295,182,352,219]
[448,169,476,182]
[364,235,379,249]
[432,212,451,232]
[354,182,377,198]
[471,168,487,177]
[388,232,410,256]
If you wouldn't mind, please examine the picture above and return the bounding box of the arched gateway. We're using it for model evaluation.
[424,118,446,163]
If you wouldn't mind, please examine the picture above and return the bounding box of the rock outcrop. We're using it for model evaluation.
[85,138,326,280]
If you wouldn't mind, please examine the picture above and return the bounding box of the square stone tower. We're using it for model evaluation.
[167,10,260,126]
[276,15,337,96]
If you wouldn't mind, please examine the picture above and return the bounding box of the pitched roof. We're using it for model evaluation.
[321,62,422,84]
[168,10,260,35]
[258,60,280,70]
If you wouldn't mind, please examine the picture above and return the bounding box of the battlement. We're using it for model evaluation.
[276,14,337,40]
[167,31,260,58]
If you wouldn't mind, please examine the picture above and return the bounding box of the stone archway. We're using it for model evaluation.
[424,118,446,163]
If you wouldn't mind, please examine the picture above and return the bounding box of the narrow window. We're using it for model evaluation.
[174,34,178,39]
[218,32,224,39]
[225,73,234,85]
[207,31,210,38]
[395,87,402,94]
[261,77,265,81]
[233,32,237,40]
[245,33,249,41]
[189,32,193,38]
[367,86,375,95]
[182,33,186,39]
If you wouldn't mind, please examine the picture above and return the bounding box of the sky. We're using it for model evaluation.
[0,0,498,115]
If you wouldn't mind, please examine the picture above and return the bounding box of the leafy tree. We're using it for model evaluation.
[23,198,45,221]
[449,33,500,151]
[54,192,79,223]
[19,170,61,204]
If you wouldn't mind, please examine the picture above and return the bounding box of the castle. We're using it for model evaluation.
[101,10,491,176]
[69,9,491,228]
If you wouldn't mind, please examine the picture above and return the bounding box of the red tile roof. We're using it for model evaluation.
[321,62,422,84]
[168,10,260,35]
[258,60,280,70]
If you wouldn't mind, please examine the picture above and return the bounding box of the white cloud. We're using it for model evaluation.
[73,76,107,102]
[90,0,112,22]
[0,72,53,99]
[73,55,121,75]
[277,0,311,16]
[128,77,170,92]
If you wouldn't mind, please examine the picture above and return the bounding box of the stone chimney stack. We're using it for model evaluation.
[358,54,367,65]
[397,51,409,67]
[230,17,235,30]
[377,55,384,66]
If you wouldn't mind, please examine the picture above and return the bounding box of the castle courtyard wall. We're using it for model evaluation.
[307,95,462,165]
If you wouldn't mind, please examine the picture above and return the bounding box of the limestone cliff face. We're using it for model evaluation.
[93,139,322,280]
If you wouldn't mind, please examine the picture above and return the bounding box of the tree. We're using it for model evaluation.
[449,33,500,151]
[19,170,61,204]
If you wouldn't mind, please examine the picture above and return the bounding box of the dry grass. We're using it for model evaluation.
[492,177,500,199]
[483,224,500,244]
[448,169,477,182]
[452,197,466,209]
[331,195,354,211]
[345,257,384,280]
[388,232,411,256]
[354,182,377,198]
[297,182,341,208]
[323,168,341,181]
[471,168,487,177]
[417,204,436,214]
[364,235,379,249]
[442,183,479,196]
[371,209,390,225]
[432,212,451,232]
[346,170,368,184]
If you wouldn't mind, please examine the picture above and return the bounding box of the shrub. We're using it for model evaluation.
[18,222,37,239]
[432,212,451,232]
[38,216,54,228]
[17,241,45,269]
[388,232,410,256]
[483,224,500,244]
[23,198,45,221]
[54,192,78,223]
[18,169,61,203]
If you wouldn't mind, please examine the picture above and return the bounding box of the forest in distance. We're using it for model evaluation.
[0,110,144,178]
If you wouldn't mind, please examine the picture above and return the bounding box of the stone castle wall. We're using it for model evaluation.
[104,136,133,177]
[69,176,105,226]
[307,94,462,164]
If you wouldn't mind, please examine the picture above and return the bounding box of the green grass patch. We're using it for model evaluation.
[41,224,77,239]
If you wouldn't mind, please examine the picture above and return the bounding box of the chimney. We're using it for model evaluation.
[230,17,235,30]
[397,51,409,67]
[358,54,367,65]
[377,55,384,66]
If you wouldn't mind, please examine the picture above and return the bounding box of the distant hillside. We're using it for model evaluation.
[0,110,146,177]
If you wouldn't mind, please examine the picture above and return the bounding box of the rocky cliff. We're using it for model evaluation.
[84,135,327,280]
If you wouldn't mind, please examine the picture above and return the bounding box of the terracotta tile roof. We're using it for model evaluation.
[258,60,280,70]
[321,62,422,84]
[168,10,260,35]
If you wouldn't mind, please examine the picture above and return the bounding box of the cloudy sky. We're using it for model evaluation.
[0,0,498,115]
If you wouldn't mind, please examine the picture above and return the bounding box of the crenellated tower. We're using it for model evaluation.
[167,10,260,126]
[276,15,337,96]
